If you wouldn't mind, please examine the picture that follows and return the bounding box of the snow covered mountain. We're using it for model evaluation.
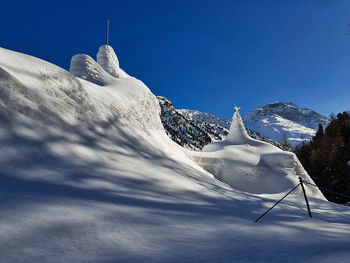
[0,46,349,262]
[177,108,230,142]
[242,102,330,147]
[162,101,329,150]
[158,97,288,150]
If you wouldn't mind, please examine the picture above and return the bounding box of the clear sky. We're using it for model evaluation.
[1,0,350,119]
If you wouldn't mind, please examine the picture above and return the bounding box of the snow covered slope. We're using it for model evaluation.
[0,46,349,263]
[242,102,330,147]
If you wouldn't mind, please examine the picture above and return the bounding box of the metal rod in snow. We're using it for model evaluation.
[255,183,301,222]
[299,177,312,218]
[106,19,109,46]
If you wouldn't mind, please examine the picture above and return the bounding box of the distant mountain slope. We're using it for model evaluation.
[242,102,330,147]
[158,96,211,150]
[158,97,287,150]
[177,109,230,142]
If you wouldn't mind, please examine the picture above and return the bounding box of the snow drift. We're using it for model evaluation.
[70,54,114,86]
[0,45,349,263]
[97,45,130,78]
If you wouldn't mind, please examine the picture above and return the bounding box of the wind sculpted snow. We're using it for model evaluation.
[0,46,349,262]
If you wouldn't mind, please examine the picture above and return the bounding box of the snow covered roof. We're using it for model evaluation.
[190,107,324,197]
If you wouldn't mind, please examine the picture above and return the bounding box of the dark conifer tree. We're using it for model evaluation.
[294,112,350,204]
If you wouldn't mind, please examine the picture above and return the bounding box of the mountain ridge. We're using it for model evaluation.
[159,98,329,150]
[158,96,289,151]
[242,102,329,147]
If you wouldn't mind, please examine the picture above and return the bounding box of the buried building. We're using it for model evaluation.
[190,106,324,198]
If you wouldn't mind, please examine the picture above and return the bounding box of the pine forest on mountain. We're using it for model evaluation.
[295,112,350,204]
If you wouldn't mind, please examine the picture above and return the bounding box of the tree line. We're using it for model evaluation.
[294,111,350,204]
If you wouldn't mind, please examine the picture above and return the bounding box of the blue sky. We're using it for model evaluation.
[1,0,350,119]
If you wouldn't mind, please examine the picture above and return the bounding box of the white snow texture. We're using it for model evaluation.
[0,45,349,263]
[192,110,323,196]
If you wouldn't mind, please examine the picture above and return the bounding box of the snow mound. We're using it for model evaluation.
[97,45,130,78]
[97,45,119,76]
[192,109,324,198]
[68,46,163,132]
[0,50,99,127]
[70,54,114,86]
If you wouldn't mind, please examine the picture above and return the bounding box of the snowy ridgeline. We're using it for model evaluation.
[242,102,330,147]
[0,46,349,262]
[174,101,329,149]
[158,98,330,150]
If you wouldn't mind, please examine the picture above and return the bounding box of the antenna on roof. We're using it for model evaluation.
[106,19,109,46]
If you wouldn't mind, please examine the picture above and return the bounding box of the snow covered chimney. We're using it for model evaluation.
[97,45,120,78]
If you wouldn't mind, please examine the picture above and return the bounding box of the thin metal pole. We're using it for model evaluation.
[299,177,312,218]
[106,19,109,46]
[255,183,301,222]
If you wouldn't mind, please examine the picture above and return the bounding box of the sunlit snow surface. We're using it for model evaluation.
[0,46,349,262]
[191,110,324,197]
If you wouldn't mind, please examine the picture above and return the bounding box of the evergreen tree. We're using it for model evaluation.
[294,112,350,204]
